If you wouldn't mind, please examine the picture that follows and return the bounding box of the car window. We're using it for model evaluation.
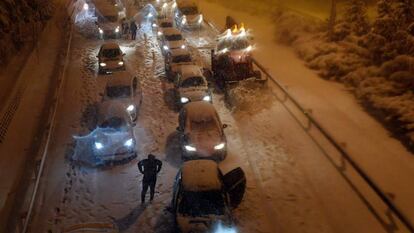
[160,22,173,28]
[180,76,205,88]
[106,85,131,98]
[165,34,183,41]
[99,117,127,129]
[102,48,121,58]
[104,15,118,22]
[180,6,198,15]
[172,55,191,63]
[179,191,225,216]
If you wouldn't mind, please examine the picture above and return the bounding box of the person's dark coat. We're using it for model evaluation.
[138,154,162,182]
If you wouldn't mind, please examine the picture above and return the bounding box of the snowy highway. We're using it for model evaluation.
[18,1,411,233]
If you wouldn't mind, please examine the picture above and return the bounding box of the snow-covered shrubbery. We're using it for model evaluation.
[272,0,414,150]
[0,0,54,64]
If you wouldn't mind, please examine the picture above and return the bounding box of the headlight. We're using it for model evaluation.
[202,95,211,102]
[152,23,157,27]
[148,12,153,18]
[95,142,104,150]
[184,145,196,152]
[180,97,189,103]
[163,45,169,50]
[220,48,229,54]
[246,45,252,52]
[83,3,89,11]
[115,26,120,33]
[118,61,124,66]
[214,143,226,150]
[172,2,177,8]
[182,17,187,24]
[198,15,203,24]
[127,105,135,112]
[100,62,107,67]
[99,28,104,34]
[181,44,186,49]
[158,31,163,36]
[124,139,134,147]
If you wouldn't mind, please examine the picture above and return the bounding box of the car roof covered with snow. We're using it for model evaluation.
[101,42,121,50]
[97,101,131,125]
[181,160,221,192]
[163,27,182,36]
[179,65,203,79]
[105,73,133,87]
[184,102,217,121]
[170,48,190,57]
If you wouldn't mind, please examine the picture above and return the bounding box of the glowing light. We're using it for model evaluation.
[100,62,107,67]
[95,142,104,150]
[83,3,89,11]
[214,223,237,233]
[153,23,157,27]
[246,45,252,52]
[181,44,186,49]
[203,95,211,102]
[162,2,168,8]
[115,26,120,33]
[127,105,135,112]
[184,145,196,152]
[99,28,104,34]
[163,45,169,50]
[214,143,225,150]
[172,2,177,8]
[124,139,134,147]
[148,12,153,18]
[118,61,124,66]
[232,24,238,33]
[198,15,203,24]
[182,16,187,25]
[180,97,189,103]
[158,31,163,36]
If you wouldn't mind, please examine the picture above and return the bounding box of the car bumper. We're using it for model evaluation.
[182,149,226,161]
[99,65,126,73]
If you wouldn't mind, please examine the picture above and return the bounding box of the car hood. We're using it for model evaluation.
[179,86,209,102]
[94,127,135,156]
[166,40,185,49]
[99,22,120,30]
[176,215,230,233]
[187,129,223,156]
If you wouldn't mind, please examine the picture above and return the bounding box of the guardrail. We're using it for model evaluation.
[252,58,414,233]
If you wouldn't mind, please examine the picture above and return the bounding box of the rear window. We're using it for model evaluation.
[180,76,205,88]
[179,191,225,216]
[165,34,183,41]
[180,6,198,15]
[100,117,126,129]
[172,55,191,63]
[106,85,131,98]
[102,48,121,58]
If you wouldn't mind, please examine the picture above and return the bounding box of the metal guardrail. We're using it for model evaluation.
[252,58,414,233]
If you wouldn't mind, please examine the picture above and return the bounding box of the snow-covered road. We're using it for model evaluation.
[24,2,402,233]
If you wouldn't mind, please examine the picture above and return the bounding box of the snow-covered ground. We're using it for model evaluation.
[21,1,411,233]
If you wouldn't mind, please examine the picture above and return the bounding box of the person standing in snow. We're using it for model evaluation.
[138,154,162,204]
[130,20,138,40]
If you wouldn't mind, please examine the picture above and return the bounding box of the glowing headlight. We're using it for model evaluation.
[158,31,163,36]
[181,44,186,49]
[118,61,124,66]
[95,142,104,150]
[198,15,203,24]
[124,139,134,147]
[246,45,252,52]
[214,223,237,233]
[163,45,169,50]
[203,95,211,102]
[214,143,226,150]
[148,12,153,18]
[172,2,177,8]
[100,62,107,67]
[152,23,157,27]
[184,145,196,152]
[220,48,229,53]
[99,28,104,34]
[180,97,189,103]
[182,17,187,25]
[83,3,89,11]
[127,105,135,112]
[115,26,120,33]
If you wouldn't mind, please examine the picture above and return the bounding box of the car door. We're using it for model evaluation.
[222,167,246,208]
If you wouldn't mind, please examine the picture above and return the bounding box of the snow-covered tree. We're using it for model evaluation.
[343,0,370,36]
[393,0,414,28]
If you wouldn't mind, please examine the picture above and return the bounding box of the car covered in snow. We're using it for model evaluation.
[173,64,211,106]
[171,160,246,233]
[174,0,203,29]
[153,17,174,37]
[93,104,137,162]
[177,102,227,161]
[165,48,193,79]
[95,3,122,39]
[97,43,126,74]
[101,72,142,123]
[159,28,187,55]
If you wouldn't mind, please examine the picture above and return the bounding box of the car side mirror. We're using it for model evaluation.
[223,167,246,209]
[222,124,228,129]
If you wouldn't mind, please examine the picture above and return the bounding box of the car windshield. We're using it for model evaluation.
[165,34,183,41]
[106,85,131,98]
[180,6,198,15]
[179,191,225,216]
[190,118,218,132]
[180,76,205,88]
[161,22,173,28]
[172,55,191,63]
[102,48,121,58]
[99,117,127,129]
[104,15,118,22]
